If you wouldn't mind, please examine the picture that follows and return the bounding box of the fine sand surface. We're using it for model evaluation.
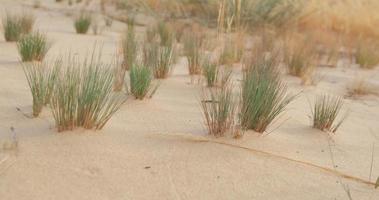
[1,0,379,199]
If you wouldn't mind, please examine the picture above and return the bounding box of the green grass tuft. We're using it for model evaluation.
[2,13,21,42]
[50,52,127,132]
[18,32,50,62]
[128,64,159,100]
[74,13,92,34]
[240,55,295,133]
[312,95,345,133]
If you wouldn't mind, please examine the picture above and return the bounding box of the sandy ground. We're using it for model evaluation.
[0,0,379,199]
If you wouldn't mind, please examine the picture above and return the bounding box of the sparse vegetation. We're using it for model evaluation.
[201,84,237,137]
[312,95,345,133]
[240,55,295,133]
[17,32,50,62]
[74,13,92,34]
[128,64,159,100]
[22,61,60,117]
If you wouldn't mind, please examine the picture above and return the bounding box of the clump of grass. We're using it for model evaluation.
[128,64,159,100]
[114,19,137,91]
[144,42,173,79]
[219,30,245,65]
[284,35,314,80]
[17,32,50,62]
[201,84,237,137]
[240,55,295,133]
[50,52,127,132]
[355,39,379,69]
[22,61,60,117]
[312,95,345,133]
[74,13,92,34]
[202,58,218,87]
[122,19,137,70]
[184,33,203,75]
[2,13,23,42]
[157,21,175,47]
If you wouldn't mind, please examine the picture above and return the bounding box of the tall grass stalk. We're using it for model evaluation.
[312,95,345,133]
[201,84,236,137]
[22,61,60,117]
[18,32,50,62]
[240,55,295,133]
[50,53,127,132]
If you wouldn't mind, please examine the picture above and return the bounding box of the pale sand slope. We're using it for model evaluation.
[0,0,379,199]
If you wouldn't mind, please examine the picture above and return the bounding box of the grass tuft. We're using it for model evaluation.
[184,33,203,75]
[18,32,50,62]
[284,35,314,83]
[145,44,174,79]
[2,13,22,42]
[22,61,60,117]
[240,55,295,133]
[312,95,345,133]
[202,57,218,87]
[50,52,126,132]
[74,13,92,34]
[201,84,237,137]
[128,64,159,100]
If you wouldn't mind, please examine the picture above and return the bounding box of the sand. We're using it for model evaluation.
[0,0,379,199]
